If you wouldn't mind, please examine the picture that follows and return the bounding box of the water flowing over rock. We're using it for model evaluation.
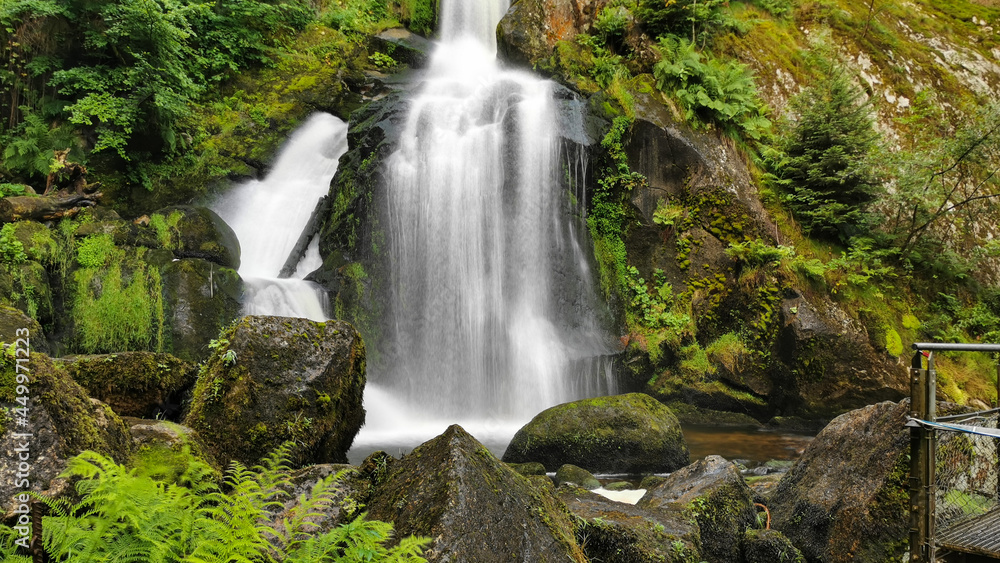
[184,315,365,467]
[769,400,910,563]
[366,424,587,563]
[638,455,757,563]
[503,393,689,473]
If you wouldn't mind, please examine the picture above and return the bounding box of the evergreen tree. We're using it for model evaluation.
[772,62,882,243]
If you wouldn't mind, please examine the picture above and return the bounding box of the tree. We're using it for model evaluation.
[771,60,882,243]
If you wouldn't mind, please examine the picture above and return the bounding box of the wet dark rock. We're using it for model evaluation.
[503,393,689,474]
[604,481,634,491]
[742,528,806,563]
[159,258,243,362]
[0,305,49,355]
[507,461,548,476]
[555,464,600,489]
[184,316,366,468]
[372,28,433,67]
[57,352,194,418]
[638,455,757,563]
[769,400,910,563]
[271,463,367,537]
[557,483,702,563]
[639,475,667,490]
[151,206,241,269]
[366,425,586,563]
[1,352,133,515]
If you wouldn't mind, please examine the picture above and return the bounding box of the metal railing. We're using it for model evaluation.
[908,343,1000,563]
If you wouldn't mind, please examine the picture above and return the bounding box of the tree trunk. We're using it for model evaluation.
[0,192,103,223]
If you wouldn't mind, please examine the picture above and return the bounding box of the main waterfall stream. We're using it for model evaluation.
[349,0,617,460]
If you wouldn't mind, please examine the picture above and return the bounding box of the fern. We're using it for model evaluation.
[0,442,429,563]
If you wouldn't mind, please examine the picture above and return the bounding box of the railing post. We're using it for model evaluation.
[909,350,937,562]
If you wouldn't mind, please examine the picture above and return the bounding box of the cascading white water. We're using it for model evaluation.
[212,113,349,320]
[352,0,616,458]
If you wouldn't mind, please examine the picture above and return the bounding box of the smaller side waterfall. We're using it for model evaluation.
[212,113,349,320]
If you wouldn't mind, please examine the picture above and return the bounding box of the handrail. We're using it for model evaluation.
[913,342,1000,352]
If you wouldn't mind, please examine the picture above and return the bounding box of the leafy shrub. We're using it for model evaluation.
[636,0,734,44]
[593,5,632,50]
[0,223,28,265]
[653,36,771,140]
[725,239,795,267]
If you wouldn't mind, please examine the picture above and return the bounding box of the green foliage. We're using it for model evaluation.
[321,0,396,35]
[0,223,28,265]
[593,5,632,50]
[0,182,30,196]
[653,36,771,140]
[885,328,903,356]
[725,239,794,267]
[636,0,736,44]
[750,0,793,18]
[768,58,882,243]
[705,332,749,373]
[652,200,684,227]
[8,443,429,562]
[1,108,79,179]
[76,233,119,268]
[368,51,397,68]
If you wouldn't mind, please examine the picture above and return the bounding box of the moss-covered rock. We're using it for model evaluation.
[507,461,548,476]
[124,417,220,476]
[150,206,241,269]
[57,352,195,418]
[769,400,910,563]
[502,393,689,474]
[183,315,366,467]
[366,424,586,562]
[742,528,806,563]
[1,351,134,514]
[159,258,243,362]
[555,463,600,489]
[638,455,757,563]
[0,304,49,355]
[556,483,703,563]
[497,0,607,70]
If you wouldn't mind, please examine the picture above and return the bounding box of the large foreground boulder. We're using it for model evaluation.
[1,351,134,514]
[769,400,910,563]
[184,316,366,467]
[556,484,702,563]
[367,425,587,563]
[57,352,194,418]
[159,258,244,362]
[638,455,757,563]
[502,393,689,473]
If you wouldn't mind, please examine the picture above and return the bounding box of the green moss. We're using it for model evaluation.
[884,328,903,356]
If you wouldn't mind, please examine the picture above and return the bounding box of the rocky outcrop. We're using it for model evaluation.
[125,417,220,472]
[557,484,703,563]
[159,258,243,362]
[769,400,910,563]
[149,206,241,269]
[367,425,587,563]
[57,352,195,418]
[742,529,806,563]
[638,455,757,563]
[497,0,608,69]
[0,305,49,355]
[184,316,366,467]
[1,351,134,514]
[554,464,600,489]
[503,393,689,473]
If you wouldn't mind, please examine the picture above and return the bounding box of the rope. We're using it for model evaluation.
[907,417,1000,439]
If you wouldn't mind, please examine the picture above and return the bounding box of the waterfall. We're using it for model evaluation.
[352,0,616,458]
[212,113,349,320]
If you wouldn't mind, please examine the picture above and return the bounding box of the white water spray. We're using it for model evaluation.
[353,0,616,458]
[213,113,349,320]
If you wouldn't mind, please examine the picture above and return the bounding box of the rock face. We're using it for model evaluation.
[497,0,607,69]
[366,425,587,563]
[554,464,600,489]
[1,352,134,514]
[159,258,243,362]
[742,529,806,563]
[151,205,241,269]
[184,316,366,467]
[502,393,689,473]
[57,352,194,418]
[556,484,702,563]
[638,455,757,563]
[769,400,910,563]
[0,305,49,355]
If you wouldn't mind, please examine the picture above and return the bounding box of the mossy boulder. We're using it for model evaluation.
[1,351,134,513]
[556,483,702,563]
[159,258,244,362]
[366,424,586,563]
[638,455,757,563]
[184,315,366,467]
[502,393,689,474]
[769,400,910,563]
[742,529,806,563]
[150,206,241,269]
[0,304,49,354]
[555,463,600,489]
[124,417,220,475]
[507,461,548,476]
[497,0,607,70]
[57,352,195,418]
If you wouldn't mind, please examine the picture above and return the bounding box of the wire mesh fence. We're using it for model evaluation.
[935,411,1000,532]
